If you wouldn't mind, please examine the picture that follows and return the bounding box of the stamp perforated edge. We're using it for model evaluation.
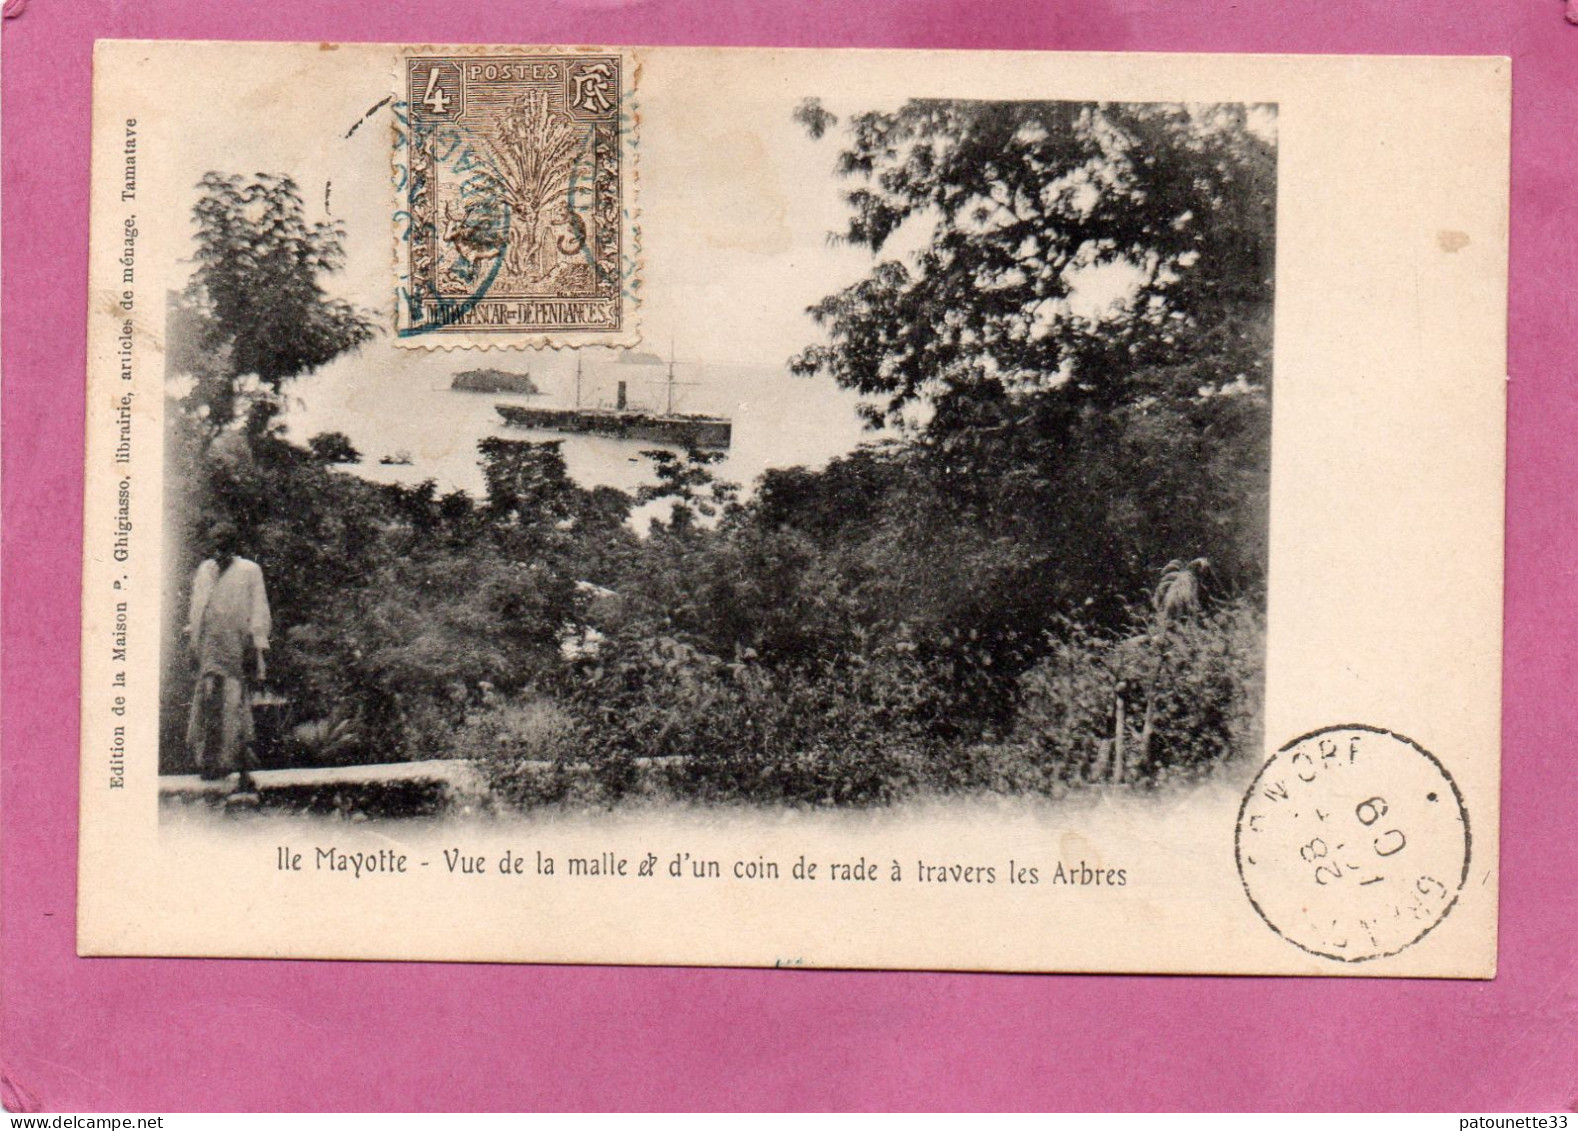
[389,45,643,352]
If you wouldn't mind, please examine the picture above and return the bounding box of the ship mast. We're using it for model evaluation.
[666,335,676,416]
[574,354,583,410]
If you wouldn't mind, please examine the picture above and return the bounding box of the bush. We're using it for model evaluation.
[1014,594,1265,786]
[927,740,1070,796]
[458,696,602,808]
[559,634,947,806]
[460,590,1265,810]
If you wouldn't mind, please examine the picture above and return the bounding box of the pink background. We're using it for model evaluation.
[3,0,1573,1112]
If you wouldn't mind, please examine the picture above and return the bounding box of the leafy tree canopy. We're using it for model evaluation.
[174,172,375,428]
[637,446,740,530]
[790,100,1275,430]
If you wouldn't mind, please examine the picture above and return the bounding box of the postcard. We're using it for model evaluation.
[78,41,1507,974]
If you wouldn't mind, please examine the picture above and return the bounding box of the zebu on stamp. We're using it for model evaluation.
[395,49,637,348]
[1235,725,1471,963]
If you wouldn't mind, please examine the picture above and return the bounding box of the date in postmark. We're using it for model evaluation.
[1235,725,1470,962]
[394,50,637,348]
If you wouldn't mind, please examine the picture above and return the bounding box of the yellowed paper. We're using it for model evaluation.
[80,42,1507,975]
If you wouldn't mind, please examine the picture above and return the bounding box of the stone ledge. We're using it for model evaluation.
[159,759,488,817]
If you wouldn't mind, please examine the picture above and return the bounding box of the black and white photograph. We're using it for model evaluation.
[161,85,1274,819]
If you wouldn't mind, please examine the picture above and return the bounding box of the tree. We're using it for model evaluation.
[790,100,1274,427]
[478,436,577,532]
[468,89,590,282]
[161,173,378,771]
[175,172,375,430]
[789,99,1275,615]
[636,446,739,530]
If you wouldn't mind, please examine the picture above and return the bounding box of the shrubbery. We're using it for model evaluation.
[164,411,1268,804]
[450,590,1264,809]
[557,634,947,806]
[1013,594,1265,789]
[456,697,596,808]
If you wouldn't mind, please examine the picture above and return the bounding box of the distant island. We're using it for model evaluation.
[451,368,540,394]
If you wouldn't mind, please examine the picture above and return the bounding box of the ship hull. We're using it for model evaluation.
[496,404,732,449]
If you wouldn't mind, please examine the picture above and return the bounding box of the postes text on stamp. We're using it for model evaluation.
[1236,725,1471,962]
[396,51,633,346]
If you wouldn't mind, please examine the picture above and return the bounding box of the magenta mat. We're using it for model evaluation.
[3,0,1574,1112]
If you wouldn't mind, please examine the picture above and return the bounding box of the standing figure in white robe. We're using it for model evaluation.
[185,522,271,791]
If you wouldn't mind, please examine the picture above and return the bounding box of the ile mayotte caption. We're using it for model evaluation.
[279,846,1129,887]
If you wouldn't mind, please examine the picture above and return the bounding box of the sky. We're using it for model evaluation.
[146,44,896,483]
[150,45,886,359]
[143,43,1263,491]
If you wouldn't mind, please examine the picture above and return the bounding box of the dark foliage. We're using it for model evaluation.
[173,173,375,429]
[165,103,1273,808]
[787,100,1275,623]
[307,430,361,464]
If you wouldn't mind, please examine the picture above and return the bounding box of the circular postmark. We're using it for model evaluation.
[1235,724,1470,962]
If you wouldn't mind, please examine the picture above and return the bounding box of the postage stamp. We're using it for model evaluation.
[1236,725,1472,963]
[394,50,638,348]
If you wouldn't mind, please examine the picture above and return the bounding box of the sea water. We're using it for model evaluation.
[278,348,873,504]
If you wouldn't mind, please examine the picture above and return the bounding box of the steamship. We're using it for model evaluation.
[495,353,732,450]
